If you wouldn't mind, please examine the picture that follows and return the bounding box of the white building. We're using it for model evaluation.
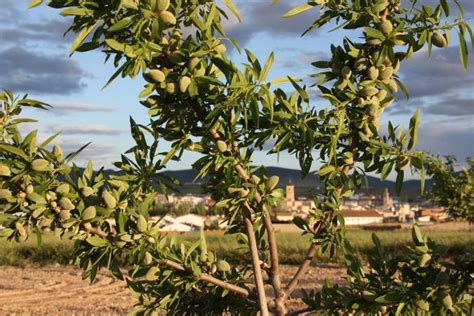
[341,209,383,226]
[160,223,195,232]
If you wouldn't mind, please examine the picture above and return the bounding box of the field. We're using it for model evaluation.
[0,223,472,314]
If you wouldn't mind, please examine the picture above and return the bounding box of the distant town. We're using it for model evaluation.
[151,182,449,232]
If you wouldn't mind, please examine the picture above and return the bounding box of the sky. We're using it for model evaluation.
[0,0,473,176]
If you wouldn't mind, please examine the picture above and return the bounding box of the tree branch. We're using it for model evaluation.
[244,217,269,316]
[159,259,251,297]
[263,209,286,315]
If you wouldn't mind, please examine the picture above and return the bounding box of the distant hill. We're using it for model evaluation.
[159,167,431,198]
[93,166,429,198]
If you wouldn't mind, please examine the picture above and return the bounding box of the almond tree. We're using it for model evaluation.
[0,0,472,314]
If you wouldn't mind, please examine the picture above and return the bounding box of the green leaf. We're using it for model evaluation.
[288,76,309,103]
[222,0,242,22]
[108,17,134,32]
[439,0,449,16]
[60,8,93,16]
[395,169,404,195]
[293,217,307,231]
[259,52,274,82]
[283,3,314,18]
[458,30,469,69]
[375,292,402,304]
[0,144,28,159]
[407,109,420,150]
[28,0,43,9]
[71,22,98,53]
[86,236,108,247]
[364,27,385,40]
[412,225,424,245]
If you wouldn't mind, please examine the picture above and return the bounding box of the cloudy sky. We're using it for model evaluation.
[0,0,472,175]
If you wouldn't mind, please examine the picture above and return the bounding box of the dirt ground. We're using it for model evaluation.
[0,264,345,315]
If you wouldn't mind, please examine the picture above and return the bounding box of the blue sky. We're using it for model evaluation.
[1,0,473,176]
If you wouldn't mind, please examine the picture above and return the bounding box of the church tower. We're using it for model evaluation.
[382,188,393,209]
[286,181,295,203]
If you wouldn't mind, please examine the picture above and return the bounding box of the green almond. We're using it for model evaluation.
[266,176,279,191]
[102,191,117,209]
[380,20,393,35]
[216,140,227,153]
[432,32,447,48]
[81,186,95,198]
[0,164,11,177]
[31,159,50,172]
[137,214,147,233]
[145,266,160,281]
[82,206,97,221]
[216,260,231,272]
[179,76,191,93]
[160,10,176,25]
[55,183,70,194]
[149,69,166,83]
[156,0,170,12]
[59,197,75,211]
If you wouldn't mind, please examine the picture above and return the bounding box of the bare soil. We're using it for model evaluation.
[0,264,345,315]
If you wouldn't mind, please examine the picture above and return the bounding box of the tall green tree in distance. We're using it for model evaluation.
[426,156,474,223]
[0,0,472,314]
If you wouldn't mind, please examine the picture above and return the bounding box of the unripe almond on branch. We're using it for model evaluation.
[56,183,70,194]
[137,214,147,232]
[53,144,63,161]
[368,66,379,81]
[387,79,398,93]
[59,209,71,221]
[360,86,379,97]
[166,82,176,94]
[15,222,27,236]
[216,140,227,153]
[145,266,160,281]
[156,0,170,12]
[102,191,117,209]
[380,20,393,35]
[216,260,231,272]
[0,164,11,177]
[378,66,394,81]
[149,69,166,83]
[31,159,50,172]
[251,175,261,184]
[25,185,34,195]
[266,176,279,191]
[432,32,447,48]
[376,89,388,101]
[81,186,94,198]
[179,76,191,93]
[82,206,97,221]
[188,57,200,71]
[160,11,176,25]
[144,251,153,265]
[214,44,227,53]
[415,300,430,311]
[59,197,75,210]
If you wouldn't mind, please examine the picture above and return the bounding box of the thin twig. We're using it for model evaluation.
[160,259,250,297]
